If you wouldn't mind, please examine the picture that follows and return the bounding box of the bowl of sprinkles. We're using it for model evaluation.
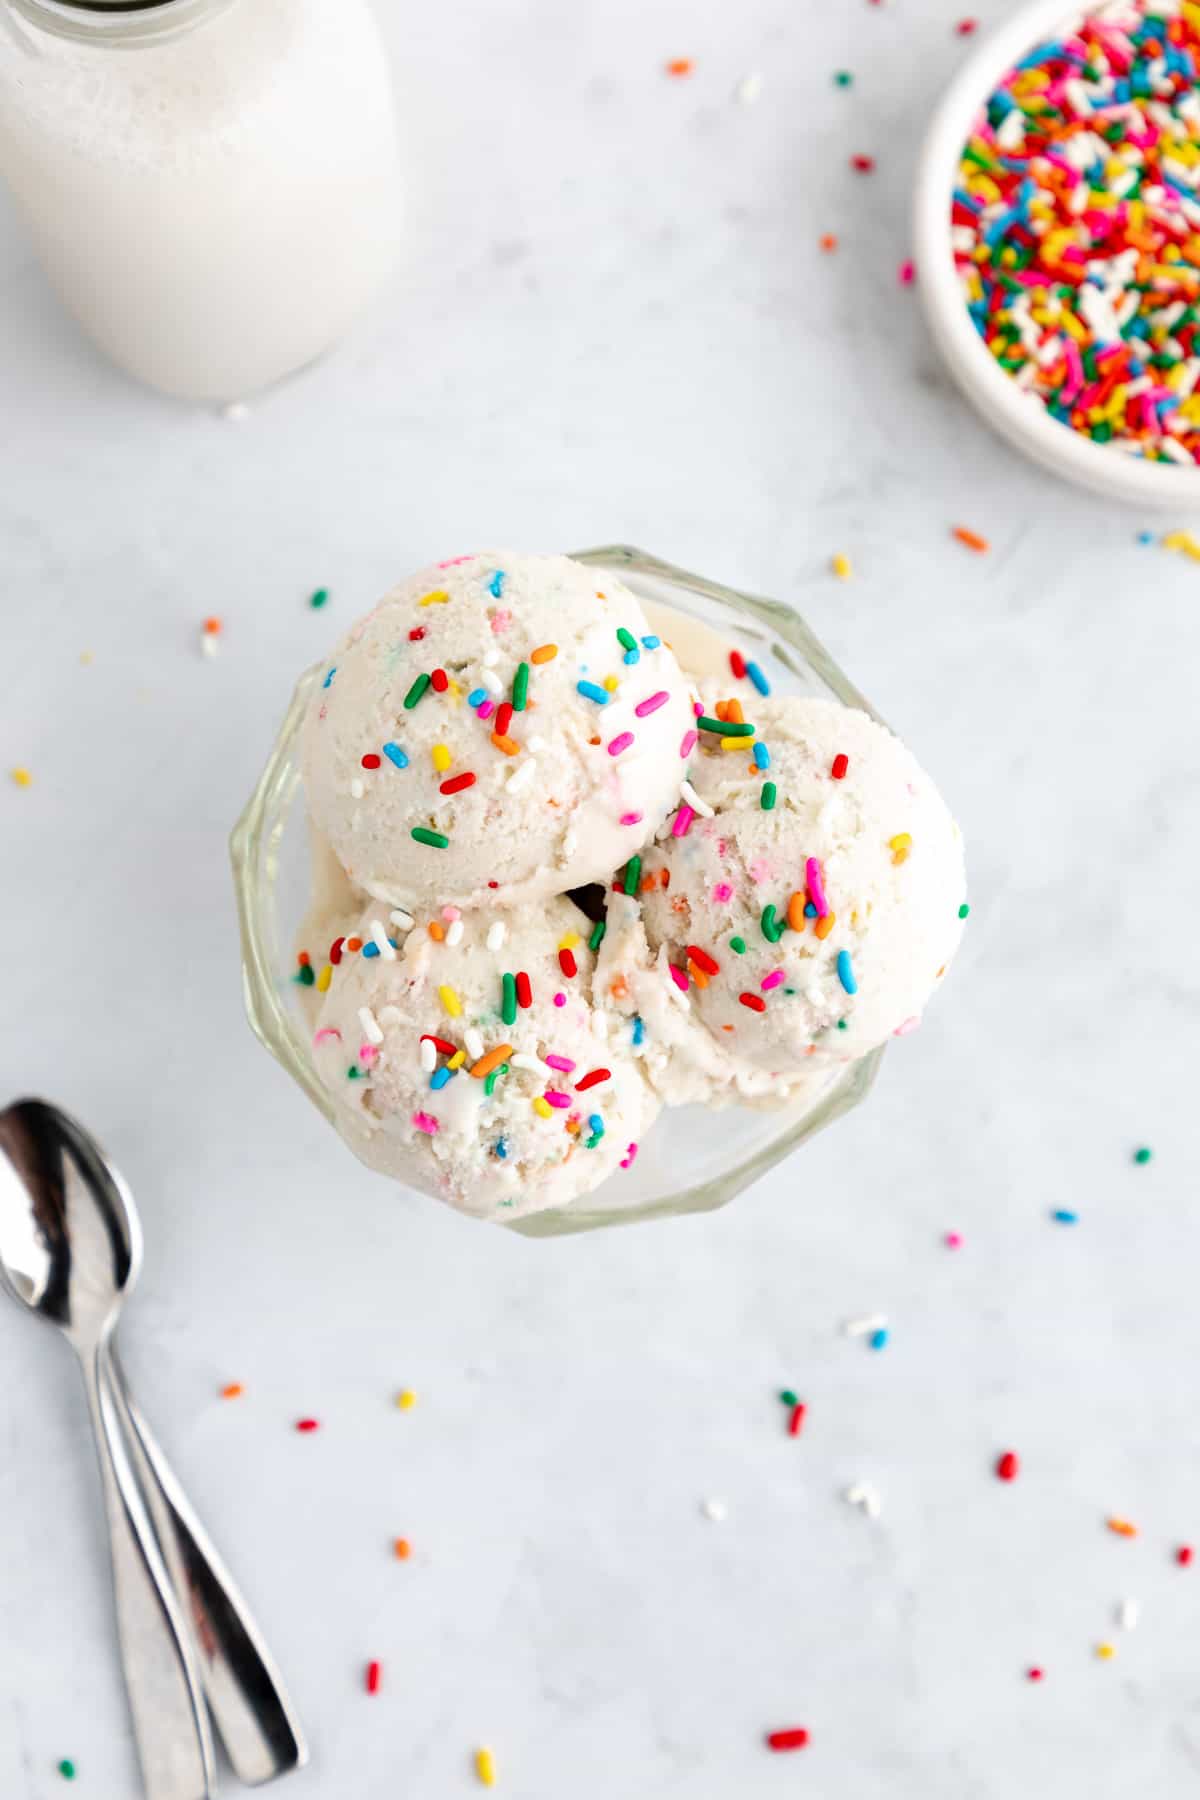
[915,0,1200,503]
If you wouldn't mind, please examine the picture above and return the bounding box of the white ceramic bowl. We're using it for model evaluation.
[913,0,1200,509]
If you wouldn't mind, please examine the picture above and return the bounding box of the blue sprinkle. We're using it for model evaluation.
[588,1113,604,1135]
[382,741,409,770]
[641,635,661,649]
[623,649,639,665]
[753,741,770,771]
[487,569,505,598]
[577,680,610,705]
[430,1066,453,1091]
[869,1327,889,1351]
[1051,1208,1078,1225]
[804,901,817,918]
[362,942,380,959]
[494,1136,508,1159]
[836,949,857,995]
[467,687,487,707]
[745,660,770,696]
[322,666,337,688]
[1136,531,1155,545]
[631,1014,645,1047]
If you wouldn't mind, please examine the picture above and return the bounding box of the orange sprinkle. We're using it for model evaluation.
[393,1537,412,1560]
[715,699,731,722]
[531,643,558,664]
[1107,1517,1138,1538]
[814,912,836,940]
[491,732,520,756]
[470,1043,513,1080]
[686,961,710,989]
[640,872,657,893]
[787,891,808,932]
[820,233,838,252]
[428,920,445,942]
[725,697,745,725]
[659,868,670,888]
[202,616,222,634]
[609,975,630,1001]
[346,937,363,953]
[665,56,694,76]
[298,951,311,966]
[220,1382,244,1400]
[953,525,989,553]
[566,1117,581,1134]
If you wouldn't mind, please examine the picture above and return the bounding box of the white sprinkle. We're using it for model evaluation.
[419,1037,437,1072]
[843,1313,888,1338]
[480,666,504,695]
[370,921,396,961]
[507,757,537,794]
[527,735,548,753]
[358,1006,384,1047]
[845,1481,882,1519]
[591,1010,609,1040]
[445,919,465,947]
[221,400,249,422]
[465,1028,485,1061]
[379,1005,403,1026]
[389,908,414,931]
[701,1497,728,1522]
[200,632,220,659]
[679,779,714,818]
[734,71,763,105]
[512,1051,552,1079]
[483,649,500,668]
[1118,1598,1139,1632]
[350,778,365,800]
[487,920,507,952]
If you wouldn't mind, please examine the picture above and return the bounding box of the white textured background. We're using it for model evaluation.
[3,1,1200,1796]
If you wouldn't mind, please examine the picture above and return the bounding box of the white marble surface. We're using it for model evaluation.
[2,1,1199,1795]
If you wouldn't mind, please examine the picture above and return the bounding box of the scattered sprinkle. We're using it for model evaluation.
[366,1660,382,1695]
[836,949,857,994]
[729,935,746,954]
[702,1496,728,1521]
[1177,1545,1194,1567]
[588,919,606,952]
[851,153,875,173]
[295,1418,320,1433]
[608,731,635,757]
[221,1382,244,1400]
[1096,1642,1117,1662]
[1118,1598,1139,1632]
[1133,1146,1153,1166]
[845,1481,882,1519]
[418,589,450,608]
[945,1231,963,1250]
[1051,1208,1078,1226]
[788,1402,806,1437]
[396,1389,416,1410]
[953,526,989,554]
[735,71,763,105]
[958,902,970,919]
[412,827,449,849]
[1164,530,1200,561]
[1027,1667,1044,1683]
[869,1327,889,1351]
[832,553,852,580]
[577,680,609,706]
[475,1747,497,1788]
[834,69,853,87]
[393,1537,412,1560]
[765,1729,809,1753]
[679,728,698,758]
[623,855,642,897]
[806,857,830,918]
[412,1112,439,1135]
[760,780,777,810]
[996,1450,1020,1482]
[511,661,530,711]
[820,233,838,252]
[635,690,670,717]
[898,258,916,285]
[739,992,766,1013]
[1107,1517,1138,1539]
[831,753,849,780]
[665,56,694,77]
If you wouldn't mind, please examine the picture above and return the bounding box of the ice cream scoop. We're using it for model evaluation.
[301,552,695,912]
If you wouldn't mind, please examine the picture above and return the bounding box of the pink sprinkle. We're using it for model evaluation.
[712,881,733,903]
[437,554,474,567]
[441,905,461,922]
[478,699,495,721]
[620,1142,639,1169]
[893,1015,920,1037]
[898,259,916,285]
[546,1054,576,1072]
[620,810,643,826]
[805,856,829,918]
[608,732,634,757]
[313,1028,342,1046]
[412,1111,439,1135]
[692,700,703,717]
[761,970,785,992]
[635,690,669,718]
[679,729,698,758]
[544,1090,572,1109]
[553,992,566,1007]
[672,804,695,838]
[668,965,689,994]
[945,1231,963,1250]
[489,609,512,634]
[359,1044,379,1063]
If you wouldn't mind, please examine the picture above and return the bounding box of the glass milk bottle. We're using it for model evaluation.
[0,0,401,400]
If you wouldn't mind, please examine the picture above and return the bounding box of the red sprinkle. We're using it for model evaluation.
[295,1418,319,1433]
[297,951,310,966]
[851,154,875,172]
[1178,1546,1195,1567]
[956,16,978,32]
[430,667,449,693]
[440,771,476,795]
[788,1402,806,1438]
[687,944,720,976]
[996,1451,1019,1482]
[1027,1667,1044,1683]
[575,1068,611,1092]
[515,971,532,1009]
[831,753,849,780]
[365,1660,382,1695]
[421,1033,457,1055]
[495,701,513,738]
[361,753,381,769]
[729,649,747,679]
[408,627,425,641]
[330,936,345,965]
[558,947,578,979]
[739,992,767,1013]
[766,1728,809,1752]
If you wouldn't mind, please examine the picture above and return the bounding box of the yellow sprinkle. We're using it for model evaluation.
[720,735,754,750]
[602,675,619,693]
[80,650,94,665]
[396,1389,416,1410]
[475,1747,496,1787]
[532,1097,553,1120]
[438,984,463,1018]
[831,553,852,580]
[418,589,451,606]
[316,964,333,993]
[531,643,558,664]
[1163,530,1200,562]
[1096,1642,1116,1661]
[432,743,452,773]
[557,932,580,951]
[447,1049,466,1071]
[890,831,913,866]
[10,767,32,788]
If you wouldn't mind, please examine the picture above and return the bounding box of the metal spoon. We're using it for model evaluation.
[0,1099,307,1792]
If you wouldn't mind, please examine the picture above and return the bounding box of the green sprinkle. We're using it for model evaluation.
[623,855,642,897]
[411,826,449,849]
[501,972,517,1026]
[403,672,431,710]
[836,1019,848,1030]
[730,935,746,954]
[697,715,754,736]
[347,1066,361,1080]
[484,1062,509,1098]
[760,781,777,811]
[833,69,853,86]
[58,1762,76,1782]
[308,588,329,609]
[779,1388,799,1407]
[958,903,970,919]
[295,963,315,987]
[1133,1146,1153,1165]
[616,626,638,652]
[761,904,784,944]
[512,660,530,711]
[588,919,607,952]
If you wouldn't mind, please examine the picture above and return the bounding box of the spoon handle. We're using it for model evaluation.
[103,1343,308,1787]
[80,1349,217,1800]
